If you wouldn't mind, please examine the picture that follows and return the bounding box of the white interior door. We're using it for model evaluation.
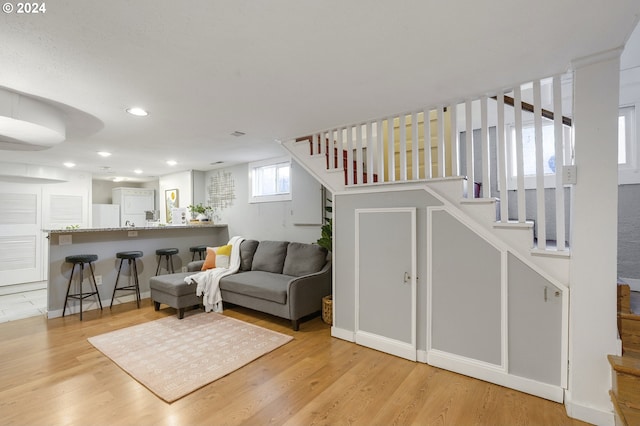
[0,183,43,285]
[355,207,416,361]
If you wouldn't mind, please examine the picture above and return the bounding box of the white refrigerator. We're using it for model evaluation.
[112,188,155,227]
[92,204,120,228]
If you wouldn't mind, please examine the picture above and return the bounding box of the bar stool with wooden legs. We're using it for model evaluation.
[111,251,143,308]
[63,254,103,320]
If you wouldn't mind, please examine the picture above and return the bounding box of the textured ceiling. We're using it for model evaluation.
[0,0,639,181]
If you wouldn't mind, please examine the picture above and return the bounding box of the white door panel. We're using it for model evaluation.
[0,184,42,285]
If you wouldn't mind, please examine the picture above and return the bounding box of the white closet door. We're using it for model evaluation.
[0,184,42,285]
[355,207,417,361]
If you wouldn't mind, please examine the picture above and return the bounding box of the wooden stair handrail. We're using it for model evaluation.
[493,95,572,127]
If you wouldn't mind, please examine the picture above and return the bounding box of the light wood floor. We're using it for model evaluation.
[0,300,587,426]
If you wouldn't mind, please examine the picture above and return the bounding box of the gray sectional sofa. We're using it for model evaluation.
[149,239,331,330]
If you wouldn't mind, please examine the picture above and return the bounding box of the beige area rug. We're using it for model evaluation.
[88,312,293,403]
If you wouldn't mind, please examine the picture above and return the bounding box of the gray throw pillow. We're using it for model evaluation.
[282,242,328,277]
[239,239,259,271]
[251,240,289,273]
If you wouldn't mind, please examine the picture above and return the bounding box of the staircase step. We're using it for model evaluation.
[611,390,640,426]
[609,354,640,413]
[619,283,632,314]
[620,313,640,353]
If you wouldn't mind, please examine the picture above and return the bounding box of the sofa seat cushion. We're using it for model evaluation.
[220,271,294,304]
[251,240,289,273]
[149,272,194,296]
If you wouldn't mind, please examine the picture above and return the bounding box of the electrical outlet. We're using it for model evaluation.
[181,266,187,273]
[128,230,138,237]
[95,275,102,285]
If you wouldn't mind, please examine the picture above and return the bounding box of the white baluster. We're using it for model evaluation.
[437,106,445,178]
[356,124,364,184]
[481,96,490,198]
[497,92,509,223]
[388,117,395,182]
[514,86,526,222]
[450,102,459,177]
[377,119,385,182]
[534,80,546,249]
[412,112,419,180]
[366,121,374,184]
[553,76,566,251]
[399,115,407,181]
[465,100,474,198]
[347,126,354,186]
[424,109,432,179]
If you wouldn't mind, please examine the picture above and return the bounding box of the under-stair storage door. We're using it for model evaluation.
[355,207,417,361]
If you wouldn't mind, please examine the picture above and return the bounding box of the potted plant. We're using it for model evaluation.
[317,198,333,325]
[316,199,332,251]
[187,203,212,221]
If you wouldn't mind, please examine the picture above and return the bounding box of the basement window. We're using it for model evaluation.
[249,157,291,203]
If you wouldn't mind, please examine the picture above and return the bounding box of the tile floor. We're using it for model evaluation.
[0,289,47,323]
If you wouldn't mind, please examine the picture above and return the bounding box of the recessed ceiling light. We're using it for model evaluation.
[63,162,75,168]
[166,160,177,166]
[134,169,143,174]
[126,107,149,117]
[231,131,245,137]
[97,151,111,157]
[113,177,125,182]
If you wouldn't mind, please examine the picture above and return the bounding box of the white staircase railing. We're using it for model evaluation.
[289,73,574,254]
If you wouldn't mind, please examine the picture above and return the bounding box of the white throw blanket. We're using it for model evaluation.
[184,235,245,312]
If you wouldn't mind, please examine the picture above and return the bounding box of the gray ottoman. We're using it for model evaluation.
[149,272,201,319]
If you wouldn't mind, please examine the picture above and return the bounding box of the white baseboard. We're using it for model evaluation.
[0,281,47,295]
[564,391,614,426]
[356,331,417,361]
[428,350,564,403]
[417,349,428,363]
[331,326,355,342]
[48,292,151,319]
[620,277,640,292]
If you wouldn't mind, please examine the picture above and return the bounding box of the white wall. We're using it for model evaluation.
[202,162,323,243]
[158,170,194,223]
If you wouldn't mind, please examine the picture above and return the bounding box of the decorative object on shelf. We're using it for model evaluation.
[165,189,178,223]
[317,198,332,251]
[187,203,212,221]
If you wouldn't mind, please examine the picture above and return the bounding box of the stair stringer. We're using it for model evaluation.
[426,180,570,284]
[282,139,346,193]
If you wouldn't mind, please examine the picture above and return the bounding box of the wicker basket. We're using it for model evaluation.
[322,295,333,325]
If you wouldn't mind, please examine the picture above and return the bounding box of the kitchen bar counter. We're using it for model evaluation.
[45,223,225,233]
[45,224,229,318]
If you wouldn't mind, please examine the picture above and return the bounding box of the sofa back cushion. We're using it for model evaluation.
[251,240,289,273]
[239,239,259,271]
[282,242,328,277]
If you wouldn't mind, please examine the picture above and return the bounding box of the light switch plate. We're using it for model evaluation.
[128,230,138,237]
[563,165,577,184]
